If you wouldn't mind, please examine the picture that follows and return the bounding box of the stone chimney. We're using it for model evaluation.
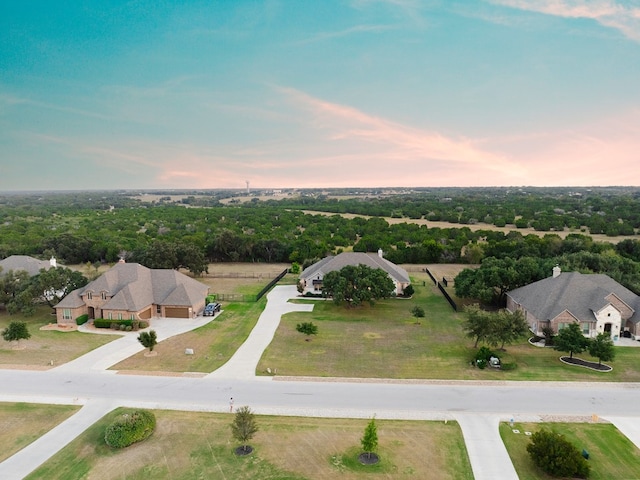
[378,248,384,258]
[49,257,57,268]
[552,265,561,278]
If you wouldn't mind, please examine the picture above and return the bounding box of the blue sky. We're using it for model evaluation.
[1,0,639,190]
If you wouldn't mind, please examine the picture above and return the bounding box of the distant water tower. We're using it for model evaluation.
[245,180,250,194]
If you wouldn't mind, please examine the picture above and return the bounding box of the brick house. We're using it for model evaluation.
[506,266,640,340]
[299,250,410,296]
[55,261,208,325]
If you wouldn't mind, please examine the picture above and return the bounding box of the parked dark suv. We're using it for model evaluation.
[203,302,220,316]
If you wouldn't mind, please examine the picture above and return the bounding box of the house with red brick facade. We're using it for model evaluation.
[54,261,208,325]
[506,266,640,341]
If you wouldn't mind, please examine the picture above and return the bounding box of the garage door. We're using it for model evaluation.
[164,307,190,318]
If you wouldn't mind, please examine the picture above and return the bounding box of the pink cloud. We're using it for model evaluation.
[490,0,640,41]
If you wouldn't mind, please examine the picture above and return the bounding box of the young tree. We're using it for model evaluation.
[554,323,589,359]
[360,417,378,460]
[527,429,590,478]
[588,333,615,366]
[137,330,158,353]
[296,322,318,340]
[402,284,415,297]
[411,306,425,318]
[488,309,529,350]
[463,305,494,348]
[231,405,259,454]
[2,321,31,346]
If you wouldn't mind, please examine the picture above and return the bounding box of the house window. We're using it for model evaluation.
[63,309,72,320]
[156,305,162,314]
[86,292,92,300]
[108,312,112,320]
[581,323,590,334]
[130,314,135,320]
[558,323,570,331]
[101,292,107,300]
[118,313,123,320]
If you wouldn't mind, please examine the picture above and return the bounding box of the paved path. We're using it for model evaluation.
[2,285,640,479]
[208,285,314,379]
[0,398,117,480]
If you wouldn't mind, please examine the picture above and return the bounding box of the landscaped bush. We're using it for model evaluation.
[501,362,517,371]
[527,429,590,478]
[139,321,149,329]
[304,292,324,298]
[94,319,135,329]
[104,410,156,448]
[75,314,89,326]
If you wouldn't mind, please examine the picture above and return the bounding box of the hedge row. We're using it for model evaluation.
[105,410,156,448]
[93,319,149,329]
[75,314,89,326]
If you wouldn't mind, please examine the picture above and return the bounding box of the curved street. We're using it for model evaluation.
[1,285,639,479]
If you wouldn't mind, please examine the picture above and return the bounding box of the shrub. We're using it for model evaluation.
[139,321,149,329]
[132,320,140,331]
[125,325,132,331]
[104,410,156,448]
[75,314,89,326]
[501,362,517,371]
[205,294,217,304]
[411,305,425,318]
[304,292,324,298]
[527,429,590,478]
[475,346,495,362]
[93,319,135,329]
[403,285,415,297]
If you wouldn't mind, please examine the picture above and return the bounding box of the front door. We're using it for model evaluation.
[88,306,95,319]
[604,323,612,333]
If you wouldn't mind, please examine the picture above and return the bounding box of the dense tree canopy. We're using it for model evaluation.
[554,323,589,359]
[322,265,395,307]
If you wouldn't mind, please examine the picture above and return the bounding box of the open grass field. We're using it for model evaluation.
[0,402,80,463]
[258,277,640,381]
[0,307,116,369]
[301,210,636,244]
[111,299,267,373]
[27,408,472,480]
[500,421,640,479]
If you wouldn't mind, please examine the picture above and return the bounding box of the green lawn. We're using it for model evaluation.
[27,408,472,480]
[258,278,640,381]
[0,306,116,368]
[0,402,80,463]
[500,422,640,479]
[111,299,267,372]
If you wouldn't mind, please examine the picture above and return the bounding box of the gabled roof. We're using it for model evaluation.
[507,272,640,324]
[0,255,55,277]
[300,252,410,284]
[56,262,208,311]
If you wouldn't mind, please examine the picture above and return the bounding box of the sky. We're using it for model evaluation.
[1,0,639,191]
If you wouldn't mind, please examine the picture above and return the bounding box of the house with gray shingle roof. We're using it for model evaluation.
[506,266,640,340]
[0,255,58,277]
[54,261,208,325]
[299,250,410,296]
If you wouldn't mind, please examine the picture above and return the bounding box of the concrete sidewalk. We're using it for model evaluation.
[208,285,314,379]
[0,399,117,479]
[454,414,519,480]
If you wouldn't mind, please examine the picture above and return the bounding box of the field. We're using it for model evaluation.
[27,408,473,480]
[0,307,116,369]
[258,276,640,381]
[0,403,80,463]
[500,421,640,479]
[301,210,637,244]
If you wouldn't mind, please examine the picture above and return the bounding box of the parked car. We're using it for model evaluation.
[203,302,220,316]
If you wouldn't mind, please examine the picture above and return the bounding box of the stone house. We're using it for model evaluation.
[506,266,640,340]
[55,261,208,325]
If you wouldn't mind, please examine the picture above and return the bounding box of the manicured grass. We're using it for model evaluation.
[0,307,116,368]
[500,421,640,479]
[0,402,80,462]
[111,299,267,373]
[258,276,640,381]
[27,408,472,480]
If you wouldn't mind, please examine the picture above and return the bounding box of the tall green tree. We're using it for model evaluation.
[322,264,395,307]
[31,267,88,307]
[487,309,529,350]
[2,321,31,345]
[231,406,259,454]
[554,323,589,359]
[463,305,494,348]
[588,333,615,366]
